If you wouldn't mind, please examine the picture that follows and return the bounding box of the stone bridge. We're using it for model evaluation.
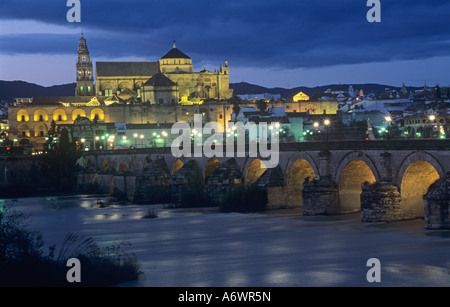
[76,140,450,228]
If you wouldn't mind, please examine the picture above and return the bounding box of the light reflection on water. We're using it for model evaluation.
[6,195,450,287]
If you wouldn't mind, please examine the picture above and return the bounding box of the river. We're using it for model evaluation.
[5,195,450,287]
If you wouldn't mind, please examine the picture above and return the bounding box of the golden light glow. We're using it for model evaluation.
[90,108,105,121]
[401,160,440,218]
[287,159,316,209]
[17,109,30,122]
[72,109,87,121]
[245,159,267,185]
[53,109,68,121]
[339,160,376,213]
[293,91,310,102]
[33,109,48,122]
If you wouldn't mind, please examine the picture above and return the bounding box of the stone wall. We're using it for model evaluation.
[206,158,243,206]
[134,158,171,204]
[360,183,409,222]
[302,179,340,215]
[424,173,450,230]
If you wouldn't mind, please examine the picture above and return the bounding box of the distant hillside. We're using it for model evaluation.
[0,81,76,103]
[229,82,420,99]
[0,80,422,103]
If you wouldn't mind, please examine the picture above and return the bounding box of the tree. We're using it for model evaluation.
[39,127,80,192]
[230,96,241,119]
[435,85,442,100]
[255,99,268,112]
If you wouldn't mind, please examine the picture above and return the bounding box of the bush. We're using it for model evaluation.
[220,184,267,213]
[77,182,103,195]
[111,188,128,202]
[180,183,206,208]
[0,201,142,287]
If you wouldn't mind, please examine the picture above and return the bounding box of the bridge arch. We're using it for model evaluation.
[244,158,267,185]
[285,158,318,209]
[101,159,109,172]
[118,161,128,173]
[204,158,221,182]
[397,152,443,218]
[171,158,185,176]
[284,152,319,182]
[336,152,378,213]
[395,151,444,187]
[335,151,380,184]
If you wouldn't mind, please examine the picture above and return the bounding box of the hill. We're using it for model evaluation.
[0,81,76,103]
[0,80,421,103]
[229,82,418,99]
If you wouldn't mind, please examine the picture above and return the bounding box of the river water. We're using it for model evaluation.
[5,195,450,287]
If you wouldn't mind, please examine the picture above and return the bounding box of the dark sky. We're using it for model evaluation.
[0,0,449,87]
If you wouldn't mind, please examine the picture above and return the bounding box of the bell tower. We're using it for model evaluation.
[75,33,94,96]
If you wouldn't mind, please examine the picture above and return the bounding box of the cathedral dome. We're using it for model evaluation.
[160,41,191,59]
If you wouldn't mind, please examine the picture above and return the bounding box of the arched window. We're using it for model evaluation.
[72,109,87,121]
[33,109,48,122]
[17,109,29,122]
[53,109,67,121]
[35,124,48,137]
[90,108,105,121]
[18,124,30,138]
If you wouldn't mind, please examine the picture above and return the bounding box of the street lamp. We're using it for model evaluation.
[323,119,331,142]
[161,131,168,147]
[133,133,138,147]
[140,134,144,148]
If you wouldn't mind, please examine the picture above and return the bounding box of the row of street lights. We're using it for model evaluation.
[312,119,331,142]
[91,131,171,149]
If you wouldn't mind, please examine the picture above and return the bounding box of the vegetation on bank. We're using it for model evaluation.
[220,184,267,213]
[0,201,142,287]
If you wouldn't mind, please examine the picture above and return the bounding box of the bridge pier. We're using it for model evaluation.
[255,166,287,210]
[206,159,243,206]
[302,178,340,216]
[360,183,408,222]
[170,160,205,206]
[134,157,171,204]
[424,172,450,230]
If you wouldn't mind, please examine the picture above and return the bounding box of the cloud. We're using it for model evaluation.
[1,0,450,71]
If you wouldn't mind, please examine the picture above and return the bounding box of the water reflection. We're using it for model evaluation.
[9,195,450,287]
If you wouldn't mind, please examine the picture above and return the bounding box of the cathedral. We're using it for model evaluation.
[7,34,336,152]
[7,34,235,151]
[76,34,233,102]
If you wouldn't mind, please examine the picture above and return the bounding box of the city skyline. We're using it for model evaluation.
[1,1,450,88]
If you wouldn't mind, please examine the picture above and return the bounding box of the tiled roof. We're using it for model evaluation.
[96,62,159,77]
[160,48,191,59]
[143,72,177,87]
